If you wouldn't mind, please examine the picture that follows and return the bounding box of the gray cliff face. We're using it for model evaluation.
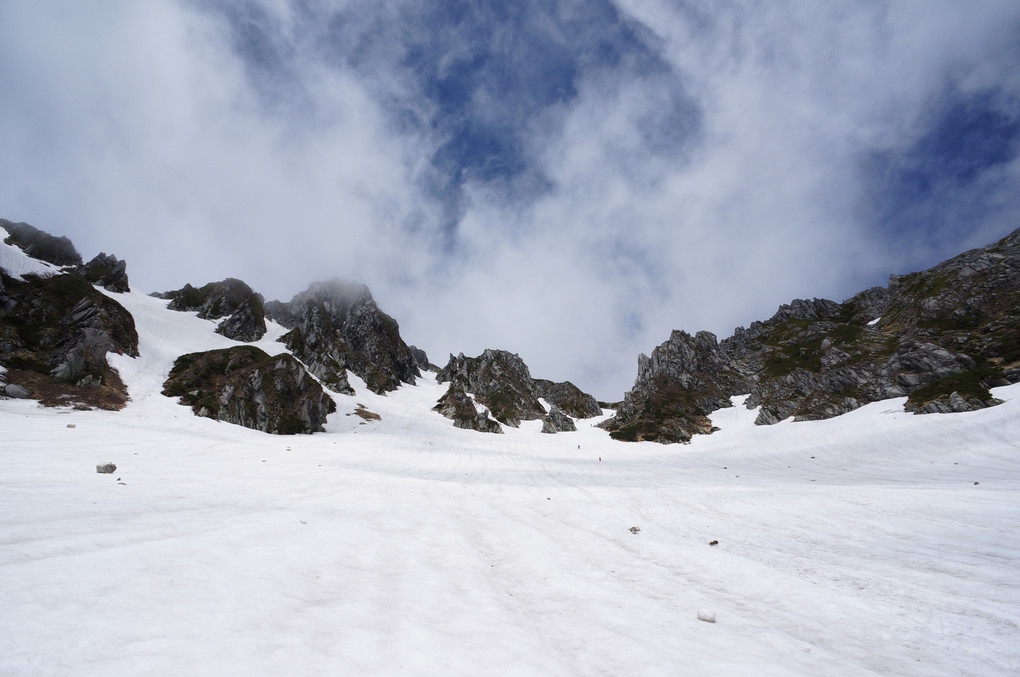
[162,346,336,434]
[265,279,419,395]
[603,227,1020,443]
[1,219,82,266]
[437,349,546,427]
[78,253,130,293]
[157,278,267,342]
[432,383,503,433]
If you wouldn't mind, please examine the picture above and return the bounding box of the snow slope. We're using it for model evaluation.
[2,289,1019,676]
[0,225,68,280]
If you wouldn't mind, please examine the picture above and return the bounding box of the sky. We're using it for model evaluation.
[2,0,1020,400]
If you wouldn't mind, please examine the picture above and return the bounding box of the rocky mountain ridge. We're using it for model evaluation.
[602,227,1020,443]
[4,218,1018,440]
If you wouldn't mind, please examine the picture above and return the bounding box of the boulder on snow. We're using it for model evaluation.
[4,383,31,398]
[96,463,117,474]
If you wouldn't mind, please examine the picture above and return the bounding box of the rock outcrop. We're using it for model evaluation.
[541,405,577,433]
[162,346,336,434]
[535,379,602,419]
[432,383,503,433]
[265,279,419,395]
[409,345,434,372]
[435,350,600,432]
[1,219,82,266]
[156,278,267,342]
[78,253,130,293]
[0,272,138,408]
[603,227,1020,443]
[437,350,547,427]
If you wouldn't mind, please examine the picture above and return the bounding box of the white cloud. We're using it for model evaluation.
[2,0,1019,399]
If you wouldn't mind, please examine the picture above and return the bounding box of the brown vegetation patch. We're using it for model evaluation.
[3,366,128,410]
[353,404,381,421]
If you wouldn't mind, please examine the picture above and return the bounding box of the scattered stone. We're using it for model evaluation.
[629,526,641,534]
[96,463,116,474]
[66,423,76,428]
[709,540,718,546]
[697,611,716,624]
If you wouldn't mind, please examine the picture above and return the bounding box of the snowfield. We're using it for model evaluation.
[2,289,1019,676]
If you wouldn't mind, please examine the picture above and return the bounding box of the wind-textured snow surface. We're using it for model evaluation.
[2,290,1019,676]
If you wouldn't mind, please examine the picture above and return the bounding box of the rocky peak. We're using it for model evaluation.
[78,253,130,293]
[534,379,602,419]
[265,279,419,395]
[437,349,546,427]
[157,278,267,342]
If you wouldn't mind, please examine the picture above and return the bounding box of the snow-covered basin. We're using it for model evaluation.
[1,289,1019,676]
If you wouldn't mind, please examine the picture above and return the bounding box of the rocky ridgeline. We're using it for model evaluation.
[603,227,1020,443]
[155,278,267,342]
[265,279,419,395]
[1,221,137,408]
[162,346,335,434]
[434,349,601,433]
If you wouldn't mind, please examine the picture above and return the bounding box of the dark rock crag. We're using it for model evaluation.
[535,379,602,419]
[435,350,600,433]
[78,253,130,293]
[432,383,503,433]
[603,227,1020,443]
[437,350,547,427]
[1,220,138,408]
[409,345,436,372]
[162,346,336,434]
[265,279,419,395]
[156,278,267,342]
[541,405,577,433]
[0,273,138,408]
